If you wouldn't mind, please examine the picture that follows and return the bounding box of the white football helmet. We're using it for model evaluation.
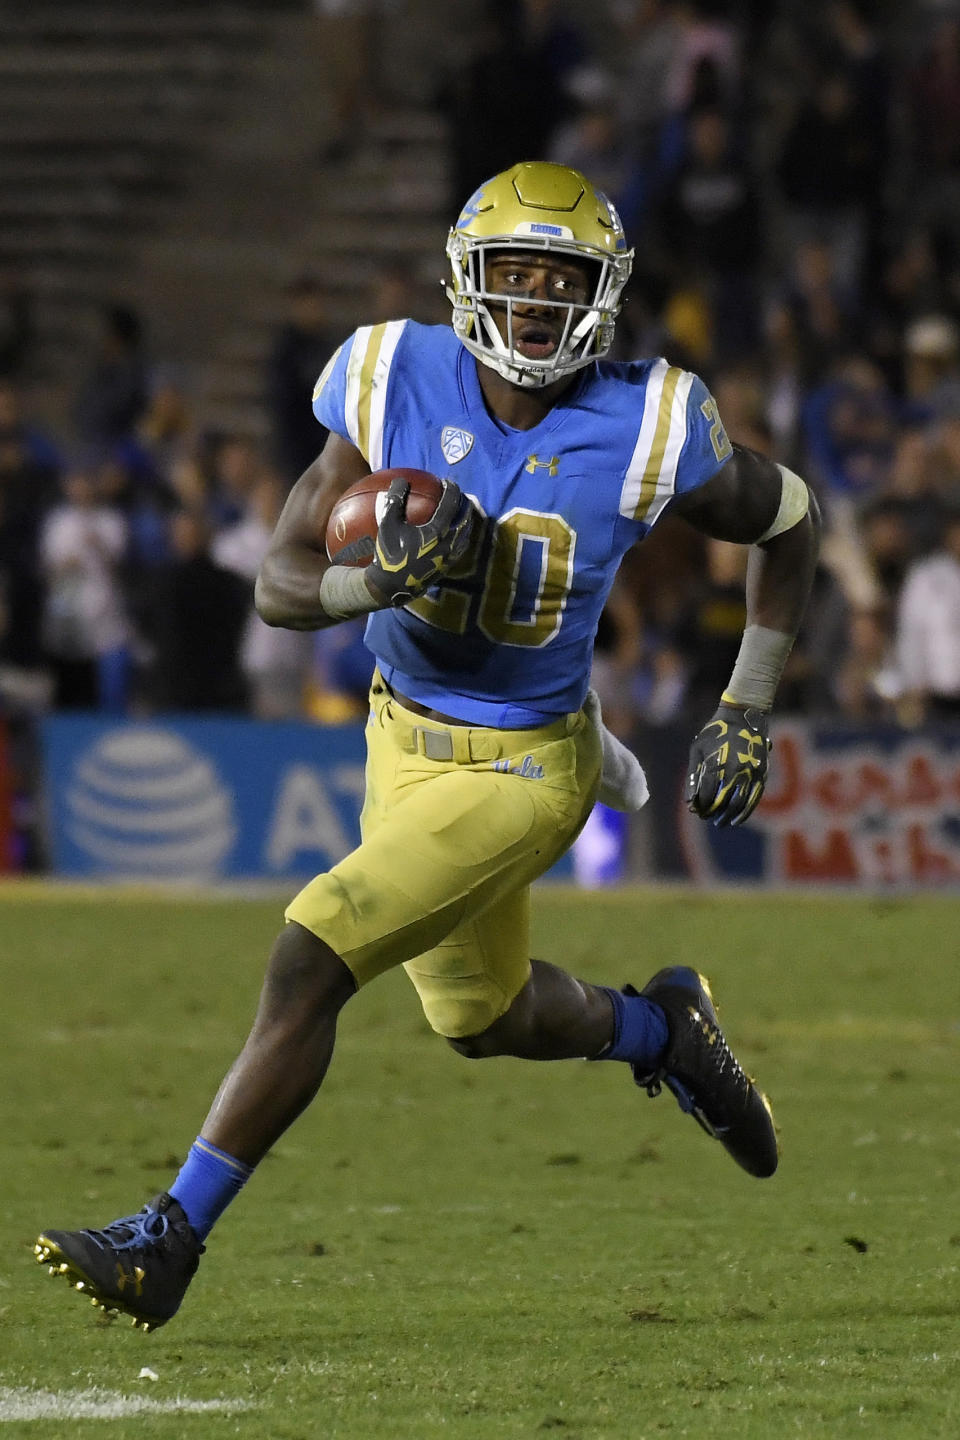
[446,161,634,389]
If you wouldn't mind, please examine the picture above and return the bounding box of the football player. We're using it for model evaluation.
[36,162,820,1331]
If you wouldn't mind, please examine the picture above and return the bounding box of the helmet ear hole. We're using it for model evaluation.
[581,258,603,303]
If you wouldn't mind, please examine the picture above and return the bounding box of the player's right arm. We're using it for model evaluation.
[256,431,476,630]
[255,431,373,631]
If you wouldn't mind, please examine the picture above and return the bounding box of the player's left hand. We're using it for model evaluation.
[685,703,771,827]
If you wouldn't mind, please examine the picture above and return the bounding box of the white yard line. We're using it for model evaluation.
[0,1386,252,1422]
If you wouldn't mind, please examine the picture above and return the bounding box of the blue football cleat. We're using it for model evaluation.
[628,966,778,1178]
[35,1192,203,1331]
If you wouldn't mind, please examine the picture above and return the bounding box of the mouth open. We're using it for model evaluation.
[515,323,559,359]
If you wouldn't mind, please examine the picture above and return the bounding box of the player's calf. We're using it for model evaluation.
[445,960,620,1061]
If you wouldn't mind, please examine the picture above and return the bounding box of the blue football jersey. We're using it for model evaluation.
[313,321,732,725]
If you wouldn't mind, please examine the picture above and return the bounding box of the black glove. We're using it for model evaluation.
[365,476,475,607]
[685,703,771,828]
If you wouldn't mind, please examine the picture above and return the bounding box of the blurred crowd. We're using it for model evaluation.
[3,0,960,776]
[0,282,376,736]
[439,0,960,737]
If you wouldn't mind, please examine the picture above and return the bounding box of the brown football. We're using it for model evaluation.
[325,468,445,566]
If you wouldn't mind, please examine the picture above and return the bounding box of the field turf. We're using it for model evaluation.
[1,886,958,1439]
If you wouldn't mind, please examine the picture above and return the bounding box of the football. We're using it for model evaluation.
[325,468,445,566]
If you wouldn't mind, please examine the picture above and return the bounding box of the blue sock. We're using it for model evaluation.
[168,1138,253,1241]
[595,987,669,1070]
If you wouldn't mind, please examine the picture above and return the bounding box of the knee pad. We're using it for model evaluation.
[413,980,507,1040]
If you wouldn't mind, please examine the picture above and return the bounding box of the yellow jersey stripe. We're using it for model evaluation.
[634,364,681,521]
[366,320,406,469]
[342,322,406,465]
[620,361,698,525]
[620,358,668,520]
[356,323,387,463]
[343,327,369,449]
[644,369,694,527]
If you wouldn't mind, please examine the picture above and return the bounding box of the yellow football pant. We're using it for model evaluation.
[285,675,602,1037]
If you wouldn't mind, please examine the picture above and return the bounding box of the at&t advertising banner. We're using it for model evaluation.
[40,716,368,881]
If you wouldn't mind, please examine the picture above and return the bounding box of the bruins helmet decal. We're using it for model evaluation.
[445,161,634,388]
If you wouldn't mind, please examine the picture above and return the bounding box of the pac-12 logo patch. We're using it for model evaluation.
[441,426,474,465]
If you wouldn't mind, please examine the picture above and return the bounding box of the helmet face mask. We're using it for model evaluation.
[445,162,634,389]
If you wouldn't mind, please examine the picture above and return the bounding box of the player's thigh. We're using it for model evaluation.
[286,687,599,988]
[287,764,543,980]
[392,727,601,1037]
[286,756,584,990]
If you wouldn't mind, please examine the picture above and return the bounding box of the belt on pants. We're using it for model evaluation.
[382,699,578,764]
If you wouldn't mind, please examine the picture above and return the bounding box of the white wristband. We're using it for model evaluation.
[723,625,794,711]
[319,565,380,621]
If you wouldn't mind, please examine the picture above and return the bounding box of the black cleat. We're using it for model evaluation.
[628,966,778,1178]
[35,1192,203,1331]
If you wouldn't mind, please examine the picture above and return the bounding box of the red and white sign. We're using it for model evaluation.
[680,721,960,888]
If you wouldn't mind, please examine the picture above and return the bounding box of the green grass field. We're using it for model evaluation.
[1,885,958,1439]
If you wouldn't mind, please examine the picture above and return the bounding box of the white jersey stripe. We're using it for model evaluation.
[619,358,668,520]
[343,326,372,449]
[619,359,696,524]
[366,319,406,470]
[645,369,694,527]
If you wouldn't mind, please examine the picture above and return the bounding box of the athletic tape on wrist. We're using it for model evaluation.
[319,565,380,621]
[755,465,809,544]
[722,625,794,711]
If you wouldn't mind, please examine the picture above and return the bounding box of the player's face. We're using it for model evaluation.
[484,252,595,362]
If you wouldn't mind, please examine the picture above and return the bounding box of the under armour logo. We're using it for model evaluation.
[525,454,559,476]
[115,1262,145,1297]
[736,730,766,767]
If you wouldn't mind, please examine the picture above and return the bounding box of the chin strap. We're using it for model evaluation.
[463,297,602,389]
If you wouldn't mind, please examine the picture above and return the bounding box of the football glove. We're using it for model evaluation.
[685,703,771,828]
[365,476,475,607]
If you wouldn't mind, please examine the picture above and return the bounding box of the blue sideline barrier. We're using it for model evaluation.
[39,714,574,883]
